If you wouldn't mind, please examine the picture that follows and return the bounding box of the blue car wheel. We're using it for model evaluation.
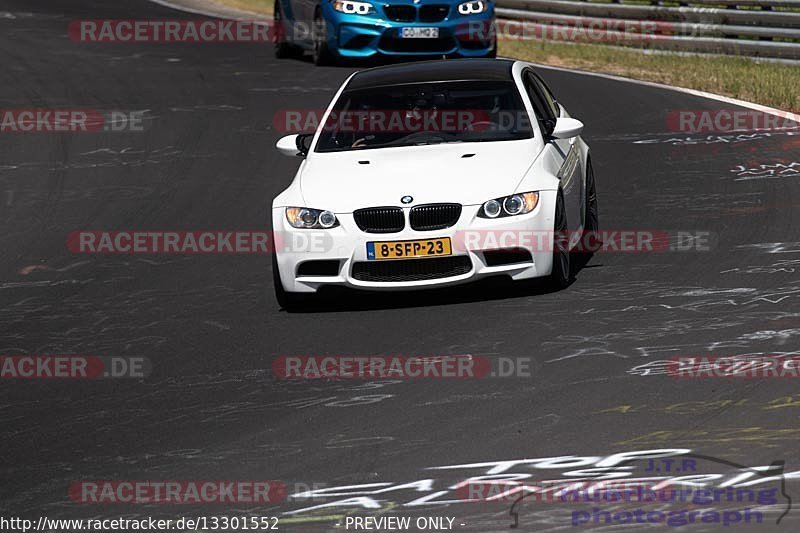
[312,8,338,66]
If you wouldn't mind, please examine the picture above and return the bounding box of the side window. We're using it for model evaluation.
[523,71,556,138]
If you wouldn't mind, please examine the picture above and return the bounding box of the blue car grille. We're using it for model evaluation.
[419,5,450,22]
[383,5,416,22]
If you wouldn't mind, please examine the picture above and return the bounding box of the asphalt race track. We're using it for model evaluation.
[2,0,800,531]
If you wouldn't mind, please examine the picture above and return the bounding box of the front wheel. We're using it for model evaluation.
[312,10,336,66]
[580,159,600,256]
[548,191,571,290]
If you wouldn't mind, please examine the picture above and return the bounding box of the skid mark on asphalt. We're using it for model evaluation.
[731,161,800,181]
[596,395,800,416]
[631,131,800,146]
[722,259,800,275]
[737,242,800,254]
[616,427,800,447]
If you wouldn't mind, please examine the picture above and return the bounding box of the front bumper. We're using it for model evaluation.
[323,4,496,57]
[272,193,557,294]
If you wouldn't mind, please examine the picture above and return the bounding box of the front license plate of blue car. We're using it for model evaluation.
[367,238,452,260]
[400,27,440,39]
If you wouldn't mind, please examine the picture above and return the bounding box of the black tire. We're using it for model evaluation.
[272,252,306,311]
[274,1,294,59]
[312,9,336,66]
[580,158,600,256]
[548,191,571,290]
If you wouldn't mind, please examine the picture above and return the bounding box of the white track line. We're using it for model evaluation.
[147,0,799,120]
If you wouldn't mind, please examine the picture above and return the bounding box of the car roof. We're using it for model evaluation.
[345,59,517,91]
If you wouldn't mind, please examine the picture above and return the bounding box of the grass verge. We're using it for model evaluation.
[213,0,273,16]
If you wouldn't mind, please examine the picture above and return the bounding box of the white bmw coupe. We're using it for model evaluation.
[272,59,598,309]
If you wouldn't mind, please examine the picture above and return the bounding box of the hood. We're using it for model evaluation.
[299,139,538,213]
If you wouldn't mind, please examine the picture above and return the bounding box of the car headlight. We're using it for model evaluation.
[286,207,339,229]
[458,0,488,15]
[478,192,539,218]
[332,0,374,14]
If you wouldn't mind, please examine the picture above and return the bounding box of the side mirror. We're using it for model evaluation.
[551,117,584,140]
[276,133,313,157]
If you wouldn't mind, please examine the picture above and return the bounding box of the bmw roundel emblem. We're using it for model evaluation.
[401,195,413,204]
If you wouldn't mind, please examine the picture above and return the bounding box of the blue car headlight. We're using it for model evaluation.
[458,0,489,15]
[332,0,374,14]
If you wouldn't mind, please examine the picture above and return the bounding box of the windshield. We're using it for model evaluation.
[314,81,533,153]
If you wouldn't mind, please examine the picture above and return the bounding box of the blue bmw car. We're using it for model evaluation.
[274,0,496,65]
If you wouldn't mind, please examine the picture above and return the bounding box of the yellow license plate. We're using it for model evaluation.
[367,238,451,260]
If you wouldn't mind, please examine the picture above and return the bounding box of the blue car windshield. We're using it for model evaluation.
[314,81,533,152]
